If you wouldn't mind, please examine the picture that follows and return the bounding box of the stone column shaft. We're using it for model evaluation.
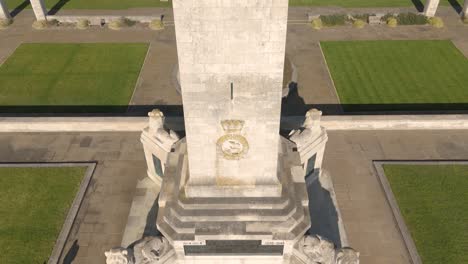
[30,0,47,21]
[424,0,440,17]
[0,0,11,20]
[463,0,468,17]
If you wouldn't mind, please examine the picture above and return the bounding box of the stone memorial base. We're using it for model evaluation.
[153,137,311,263]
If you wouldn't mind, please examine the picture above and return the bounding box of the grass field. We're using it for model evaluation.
[383,164,468,264]
[321,40,468,112]
[0,166,87,264]
[0,43,148,112]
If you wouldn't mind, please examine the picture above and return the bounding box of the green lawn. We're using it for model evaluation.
[321,40,468,112]
[383,164,468,264]
[0,43,148,111]
[0,166,87,264]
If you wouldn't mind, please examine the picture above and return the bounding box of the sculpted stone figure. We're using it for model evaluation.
[289,109,322,150]
[299,235,336,264]
[105,247,134,264]
[336,248,360,264]
[297,235,359,264]
[106,236,171,264]
[148,109,179,147]
[134,236,170,264]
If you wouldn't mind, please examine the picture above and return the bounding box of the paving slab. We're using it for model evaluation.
[323,129,468,264]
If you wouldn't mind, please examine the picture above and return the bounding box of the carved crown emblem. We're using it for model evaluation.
[217,120,249,160]
[221,120,244,134]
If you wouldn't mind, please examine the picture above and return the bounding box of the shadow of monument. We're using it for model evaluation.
[10,0,30,17]
[48,0,72,15]
[305,173,341,247]
[411,0,425,12]
[448,0,463,13]
[143,194,161,238]
[62,240,79,264]
[281,82,308,116]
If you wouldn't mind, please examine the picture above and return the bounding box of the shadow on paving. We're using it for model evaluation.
[305,173,341,247]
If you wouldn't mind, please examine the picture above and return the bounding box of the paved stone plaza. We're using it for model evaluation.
[1,130,467,263]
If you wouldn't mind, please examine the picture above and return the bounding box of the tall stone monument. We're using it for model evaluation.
[0,0,10,20]
[106,0,359,263]
[423,0,440,17]
[463,0,468,18]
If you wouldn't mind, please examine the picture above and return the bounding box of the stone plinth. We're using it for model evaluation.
[423,0,440,17]
[156,137,311,263]
[173,0,288,197]
[30,0,47,20]
[0,0,10,20]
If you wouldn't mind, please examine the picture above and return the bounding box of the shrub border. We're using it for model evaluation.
[373,160,468,264]
[0,162,97,264]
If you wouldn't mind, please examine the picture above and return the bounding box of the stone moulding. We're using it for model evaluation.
[373,160,468,264]
[0,162,96,264]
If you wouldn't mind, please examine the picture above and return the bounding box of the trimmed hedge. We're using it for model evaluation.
[396,12,427,25]
[319,14,347,26]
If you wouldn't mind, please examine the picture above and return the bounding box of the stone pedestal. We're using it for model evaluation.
[156,137,311,263]
[424,0,440,17]
[289,109,328,181]
[30,0,47,20]
[0,0,10,20]
[141,109,179,185]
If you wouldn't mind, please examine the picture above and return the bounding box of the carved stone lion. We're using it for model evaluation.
[297,235,360,264]
[336,248,360,264]
[134,236,170,264]
[299,235,336,264]
[104,247,134,264]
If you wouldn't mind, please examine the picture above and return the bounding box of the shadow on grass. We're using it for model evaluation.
[448,0,463,14]
[411,0,424,12]
[48,0,72,15]
[10,0,30,17]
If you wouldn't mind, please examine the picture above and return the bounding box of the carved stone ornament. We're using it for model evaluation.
[297,235,359,264]
[289,108,322,150]
[216,120,249,160]
[147,109,179,147]
[105,236,171,264]
[105,247,134,264]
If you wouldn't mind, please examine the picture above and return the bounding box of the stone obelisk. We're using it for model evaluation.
[173,0,288,198]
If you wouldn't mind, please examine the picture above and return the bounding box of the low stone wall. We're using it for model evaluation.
[46,15,161,25]
[0,115,468,132]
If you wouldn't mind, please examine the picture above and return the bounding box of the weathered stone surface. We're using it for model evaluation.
[173,0,289,196]
[424,0,440,17]
[292,235,359,264]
